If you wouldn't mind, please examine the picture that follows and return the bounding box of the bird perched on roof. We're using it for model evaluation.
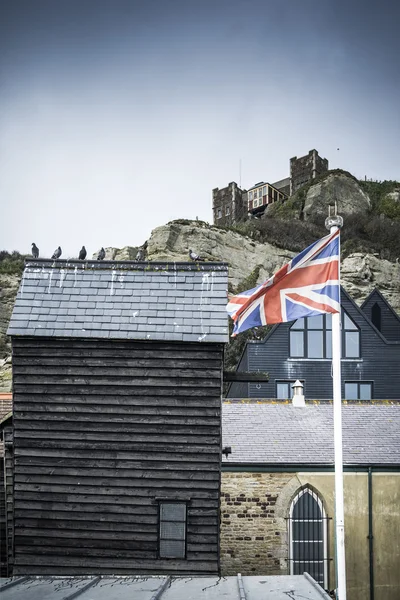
[136,248,145,261]
[51,246,62,260]
[79,246,87,260]
[189,249,205,261]
[97,247,105,260]
[31,243,39,258]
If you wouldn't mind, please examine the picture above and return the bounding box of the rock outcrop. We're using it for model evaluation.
[92,246,139,261]
[302,173,371,221]
[146,221,294,290]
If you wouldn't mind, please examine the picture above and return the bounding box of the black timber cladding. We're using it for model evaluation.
[8,261,228,575]
[228,288,400,400]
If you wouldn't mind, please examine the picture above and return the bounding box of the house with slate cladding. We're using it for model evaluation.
[5,258,229,576]
[227,287,400,400]
[220,399,400,600]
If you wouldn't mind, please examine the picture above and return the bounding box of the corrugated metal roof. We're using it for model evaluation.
[7,260,229,344]
[0,574,331,599]
[222,401,400,465]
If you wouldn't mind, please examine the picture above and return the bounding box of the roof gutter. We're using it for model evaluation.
[222,463,400,472]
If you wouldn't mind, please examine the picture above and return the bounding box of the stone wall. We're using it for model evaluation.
[290,149,329,195]
[220,472,294,575]
[212,182,246,226]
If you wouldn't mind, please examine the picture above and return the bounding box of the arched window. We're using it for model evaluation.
[288,487,329,587]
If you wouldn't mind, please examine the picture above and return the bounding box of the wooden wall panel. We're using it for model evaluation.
[12,338,223,575]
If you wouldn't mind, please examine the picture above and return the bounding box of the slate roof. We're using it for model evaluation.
[222,400,400,466]
[7,259,229,343]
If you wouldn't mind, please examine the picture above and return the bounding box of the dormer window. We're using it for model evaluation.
[289,312,360,359]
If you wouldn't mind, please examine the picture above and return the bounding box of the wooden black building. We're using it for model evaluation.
[228,287,400,400]
[7,259,229,575]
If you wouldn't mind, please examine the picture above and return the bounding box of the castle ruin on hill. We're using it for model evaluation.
[212,149,328,226]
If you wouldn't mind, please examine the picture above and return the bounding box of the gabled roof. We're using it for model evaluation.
[222,400,400,466]
[361,287,400,324]
[7,259,229,343]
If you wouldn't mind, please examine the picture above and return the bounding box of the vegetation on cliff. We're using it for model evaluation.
[0,251,25,275]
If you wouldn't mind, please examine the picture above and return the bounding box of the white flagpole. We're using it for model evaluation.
[325,211,346,600]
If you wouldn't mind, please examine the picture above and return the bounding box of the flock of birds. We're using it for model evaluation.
[31,243,206,262]
[31,244,106,261]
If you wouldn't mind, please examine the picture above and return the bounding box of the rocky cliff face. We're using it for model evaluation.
[146,221,400,307]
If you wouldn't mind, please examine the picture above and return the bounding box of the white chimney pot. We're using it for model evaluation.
[292,379,305,407]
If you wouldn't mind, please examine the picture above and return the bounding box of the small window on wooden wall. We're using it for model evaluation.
[159,502,187,559]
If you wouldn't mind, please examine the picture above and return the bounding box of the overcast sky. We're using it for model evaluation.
[1,0,399,258]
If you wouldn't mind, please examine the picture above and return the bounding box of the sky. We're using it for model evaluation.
[0,0,399,259]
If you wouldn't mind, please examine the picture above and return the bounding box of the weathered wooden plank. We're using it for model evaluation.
[12,554,218,571]
[14,510,157,524]
[15,502,158,515]
[13,440,221,454]
[15,529,157,541]
[14,466,220,481]
[15,456,221,471]
[15,474,219,490]
[15,483,219,499]
[13,366,221,379]
[14,375,221,387]
[13,348,223,361]
[15,420,220,443]
[15,545,157,559]
[14,432,220,447]
[14,414,221,427]
[13,565,217,575]
[14,356,221,369]
[14,394,221,408]
[15,518,157,532]
[14,384,219,396]
[15,492,219,508]
[14,403,220,417]
[14,448,220,463]
[15,536,156,551]
[12,339,223,354]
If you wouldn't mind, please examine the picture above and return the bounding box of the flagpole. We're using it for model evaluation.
[325,212,346,600]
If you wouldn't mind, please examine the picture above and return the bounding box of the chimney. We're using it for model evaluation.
[292,380,305,407]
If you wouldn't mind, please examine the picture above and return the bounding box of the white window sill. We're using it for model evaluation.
[288,358,363,362]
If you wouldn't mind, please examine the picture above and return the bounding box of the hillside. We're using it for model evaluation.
[1,172,399,390]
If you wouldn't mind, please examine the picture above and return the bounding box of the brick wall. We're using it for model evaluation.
[220,472,295,575]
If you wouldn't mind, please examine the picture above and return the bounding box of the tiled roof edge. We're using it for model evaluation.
[24,259,229,272]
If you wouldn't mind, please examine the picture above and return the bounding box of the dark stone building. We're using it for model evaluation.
[212,182,246,226]
[290,149,329,195]
[228,288,400,400]
[7,259,229,576]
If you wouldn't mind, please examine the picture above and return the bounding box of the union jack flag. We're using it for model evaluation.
[227,230,340,336]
